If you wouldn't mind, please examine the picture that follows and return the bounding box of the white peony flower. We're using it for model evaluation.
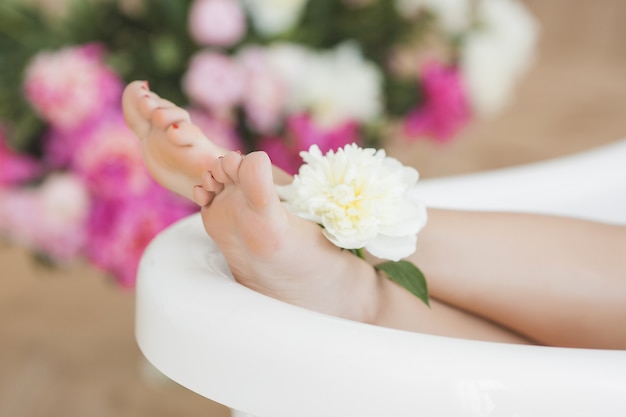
[266,42,383,128]
[278,144,427,261]
[300,43,383,127]
[395,0,471,34]
[265,43,316,112]
[461,0,539,116]
[240,0,308,36]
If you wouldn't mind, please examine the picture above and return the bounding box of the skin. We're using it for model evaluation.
[123,81,626,349]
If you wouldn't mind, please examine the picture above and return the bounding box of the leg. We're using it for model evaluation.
[407,209,626,349]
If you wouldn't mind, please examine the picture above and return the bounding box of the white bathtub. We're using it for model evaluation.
[136,139,626,417]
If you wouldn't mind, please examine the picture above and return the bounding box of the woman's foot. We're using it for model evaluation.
[122,80,228,200]
[194,150,532,343]
[195,150,382,322]
[122,81,293,199]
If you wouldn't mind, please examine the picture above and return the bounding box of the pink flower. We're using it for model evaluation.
[188,108,244,151]
[403,61,471,143]
[189,0,246,47]
[0,173,89,263]
[34,173,90,262]
[86,189,195,288]
[259,113,361,174]
[72,114,151,199]
[0,128,40,185]
[238,48,287,134]
[183,51,247,112]
[23,44,123,131]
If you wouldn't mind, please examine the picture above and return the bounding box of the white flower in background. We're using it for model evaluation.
[37,173,90,262]
[241,0,308,36]
[39,173,90,229]
[265,43,316,111]
[267,43,383,128]
[395,0,471,34]
[461,0,539,116]
[278,144,427,261]
[300,43,383,127]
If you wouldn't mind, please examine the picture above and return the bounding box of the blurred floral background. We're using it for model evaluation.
[1,0,625,416]
[1,0,538,286]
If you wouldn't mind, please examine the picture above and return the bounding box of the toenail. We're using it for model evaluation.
[172,123,179,129]
[235,150,242,154]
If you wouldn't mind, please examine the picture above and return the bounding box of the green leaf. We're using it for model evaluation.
[348,248,366,260]
[375,260,430,307]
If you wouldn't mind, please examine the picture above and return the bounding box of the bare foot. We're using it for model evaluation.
[122,80,228,200]
[195,150,382,322]
[194,150,531,343]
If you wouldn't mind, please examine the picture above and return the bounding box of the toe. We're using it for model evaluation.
[239,151,276,209]
[201,170,224,194]
[150,106,191,131]
[208,155,232,185]
[193,185,214,207]
[221,152,244,183]
[122,80,152,136]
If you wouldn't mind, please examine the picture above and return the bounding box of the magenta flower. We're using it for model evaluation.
[260,113,361,174]
[0,128,40,185]
[189,0,246,47]
[72,113,151,199]
[86,187,195,288]
[23,43,123,131]
[183,51,247,113]
[403,61,471,143]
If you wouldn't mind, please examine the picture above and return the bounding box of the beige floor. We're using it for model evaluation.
[2,1,625,416]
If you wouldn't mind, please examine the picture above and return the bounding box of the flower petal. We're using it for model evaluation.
[378,201,427,237]
[365,234,418,262]
[322,228,369,250]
